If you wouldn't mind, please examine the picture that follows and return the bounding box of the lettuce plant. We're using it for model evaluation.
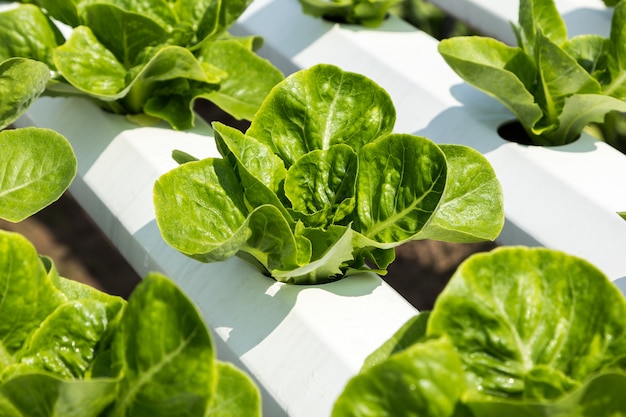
[298,0,400,27]
[1,0,284,130]
[154,64,504,284]
[439,0,626,146]
[0,53,261,416]
[0,229,261,416]
[0,57,77,222]
[333,246,626,416]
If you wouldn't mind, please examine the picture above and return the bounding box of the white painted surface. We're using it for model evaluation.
[429,0,611,44]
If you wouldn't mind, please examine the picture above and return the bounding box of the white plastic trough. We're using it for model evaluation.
[9,0,626,415]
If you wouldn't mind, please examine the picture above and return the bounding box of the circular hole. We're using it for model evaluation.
[496,120,536,146]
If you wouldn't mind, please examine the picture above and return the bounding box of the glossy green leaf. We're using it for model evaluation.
[206,362,261,417]
[466,371,626,416]
[0,127,77,222]
[83,3,169,68]
[199,39,284,120]
[438,37,543,132]
[532,31,601,135]
[110,273,216,417]
[563,35,608,78]
[285,144,357,228]
[190,0,254,45]
[357,134,446,245]
[0,373,117,417]
[6,299,119,380]
[247,64,396,167]
[417,145,504,242]
[427,247,626,400]
[0,231,66,366]
[605,0,626,98]
[0,5,63,66]
[54,26,128,97]
[213,122,286,195]
[0,58,49,130]
[332,337,467,417]
[518,0,567,53]
[551,93,626,146]
[154,157,248,261]
[361,312,430,372]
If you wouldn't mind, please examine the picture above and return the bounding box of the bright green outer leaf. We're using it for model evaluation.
[0,5,63,66]
[356,134,446,245]
[98,0,178,30]
[36,0,82,27]
[213,122,286,194]
[619,211,626,220]
[246,64,396,167]
[4,299,119,380]
[153,158,302,272]
[438,37,543,132]
[0,58,49,130]
[205,362,261,417]
[110,273,216,417]
[54,27,223,119]
[427,246,626,401]
[466,371,626,416]
[517,0,567,53]
[361,312,430,372]
[563,35,608,78]
[532,31,602,136]
[331,337,467,417]
[548,93,626,146]
[0,127,77,223]
[190,0,254,45]
[417,145,504,243]
[83,3,168,68]
[0,231,66,368]
[53,26,128,97]
[0,373,117,417]
[284,144,357,228]
[153,157,248,260]
[199,39,284,120]
[605,1,626,98]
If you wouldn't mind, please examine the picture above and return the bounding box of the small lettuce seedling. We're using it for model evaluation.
[439,0,626,146]
[0,1,284,130]
[297,0,400,27]
[154,64,504,284]
[333,246,626,416]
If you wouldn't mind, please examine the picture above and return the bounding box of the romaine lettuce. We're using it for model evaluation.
[0,0,284,130]
[439,0,626,146]
[0,229,261,417]
[333,246,626,416]
[154,64,505,284]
